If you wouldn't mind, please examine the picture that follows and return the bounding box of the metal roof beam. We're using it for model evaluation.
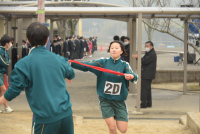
[184,14,191,21]
[0,1,122,7]
[1,13,12,21]
[151,14,155,18]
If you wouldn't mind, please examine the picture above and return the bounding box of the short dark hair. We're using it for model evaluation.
[0,34,12,46]
[120,36,125,42]
[113,35,119,41]
[22,40,26,43]
[26,22,49,47]
[65,37,69,40]
[107,41,128,57]
[145,41,154,47]
[69,36,72,39]
[55,34,58,38]
[125,37,130,41]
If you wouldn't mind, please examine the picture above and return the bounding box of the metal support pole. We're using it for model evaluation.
[183,20,188,95]
[38,0,45,23]
[136,13,142,112]
[127,19,131,37]
[50,19,53,42]
[78,19,83,36]
[7,20,12,82]
[132,18,137,94]
[17,18,23,61]
[128,18,134,93]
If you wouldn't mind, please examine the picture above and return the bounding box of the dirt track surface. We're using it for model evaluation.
[0,112,194,134]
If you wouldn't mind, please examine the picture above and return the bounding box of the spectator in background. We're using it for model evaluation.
[132,41,157,108]
[55,34,59,40]
[60,39,64,56]
[93,36,97,52]
[113,35,120,41]
[120,36,126,60]
[68,36,75,60]
[87,38,93,57]
[120,36,125,46]
[91,37,95,54]
[22,40,29,58]
[74,37,80,60]
[0,34,13,113]
[57,38,62,56]
[79,37,84,60]
[63,37,69,58]
[123,37,131,63]
[83,37,88,57]
[11,38,19,70]
[50,40,56,54]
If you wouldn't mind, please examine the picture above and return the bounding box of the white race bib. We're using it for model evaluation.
[104,81,122,95]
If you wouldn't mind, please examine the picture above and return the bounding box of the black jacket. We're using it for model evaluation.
[68,40,75,52]
[83,40,87,48]
[123,44,130,63]
[57,44,61,55]
[12,47,18,60]
[63,41,68,53]
[74,40,80,51]
[22,48,29,58]
[50,43,55,53]
[80,40,84,49]
[141,48,157,80]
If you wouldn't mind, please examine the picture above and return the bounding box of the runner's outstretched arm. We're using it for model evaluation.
[70,59,104,75]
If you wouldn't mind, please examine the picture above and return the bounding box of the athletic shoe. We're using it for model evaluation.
[4,107,13,113]
[0,110,2,113]
[89,55,92,57]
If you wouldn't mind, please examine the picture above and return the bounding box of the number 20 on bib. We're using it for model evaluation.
[104,81,122,95]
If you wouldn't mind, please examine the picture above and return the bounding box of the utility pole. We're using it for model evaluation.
[38,0,45,23]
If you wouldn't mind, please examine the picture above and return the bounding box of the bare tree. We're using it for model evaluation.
[56,20,64,38]
[67,19,79,35]
[125,0,200,54]
[56,19,79,39]
[126,0,200,85]
[125,0,165,41]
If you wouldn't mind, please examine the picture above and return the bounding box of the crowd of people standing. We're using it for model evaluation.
[9,34,97,70]
[50,35,97,60]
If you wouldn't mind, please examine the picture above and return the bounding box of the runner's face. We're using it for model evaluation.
[110,43,123,59]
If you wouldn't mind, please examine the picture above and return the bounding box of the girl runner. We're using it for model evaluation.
[70,41,138,134]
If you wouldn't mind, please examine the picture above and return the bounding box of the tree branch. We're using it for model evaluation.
[143,20,200,54]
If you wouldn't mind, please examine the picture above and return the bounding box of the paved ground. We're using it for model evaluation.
[1,50,199,119]
[97,47,200,70]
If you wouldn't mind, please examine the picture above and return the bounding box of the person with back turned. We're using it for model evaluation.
[0,22,75,134]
